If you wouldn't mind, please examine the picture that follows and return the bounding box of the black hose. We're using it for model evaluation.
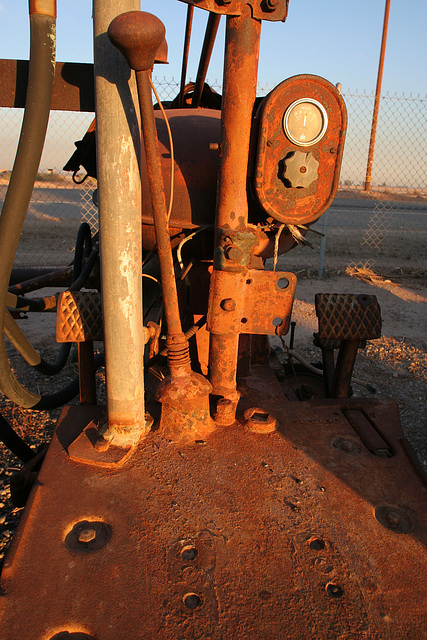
[72,222,93,281]
[34,352,104,410]
[0,413,35,463]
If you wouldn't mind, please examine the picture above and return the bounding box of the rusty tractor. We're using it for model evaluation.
[0,1,425,638]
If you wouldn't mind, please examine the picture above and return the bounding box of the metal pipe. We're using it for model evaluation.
[317,209,329,278]
[209,9,261,402]
[191,12,221,108]
[108,12,213,443]
[93,0,146,446]
[178,4,194,108]
[364,0,391,191]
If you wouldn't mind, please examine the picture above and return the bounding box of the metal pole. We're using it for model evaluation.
[191,12,221,108]
[93,0,146,446]
[364,0,391,192]
[317,210,329,278]
[208,9,261,405]
[178,5,194,108]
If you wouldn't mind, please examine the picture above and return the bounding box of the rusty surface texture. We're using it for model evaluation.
[254,75,347,225]
[178,0,289,22]
[315,293,382,341]
[56,291,103,343]
[0,377,426,638]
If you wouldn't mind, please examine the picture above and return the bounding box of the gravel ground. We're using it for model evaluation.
[0,268,426,565]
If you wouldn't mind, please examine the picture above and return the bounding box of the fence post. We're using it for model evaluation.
[317,209,329,278]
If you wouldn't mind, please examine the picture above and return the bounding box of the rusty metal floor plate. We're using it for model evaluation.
[0,367,426,639]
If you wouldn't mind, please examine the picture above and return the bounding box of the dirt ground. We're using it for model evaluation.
[0,266,426,563]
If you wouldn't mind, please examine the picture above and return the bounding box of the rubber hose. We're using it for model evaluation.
[0,12,56,407]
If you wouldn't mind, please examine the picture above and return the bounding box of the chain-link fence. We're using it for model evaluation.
[0,80,425,274]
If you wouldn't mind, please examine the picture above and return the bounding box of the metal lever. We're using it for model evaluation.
[108,12,213,443]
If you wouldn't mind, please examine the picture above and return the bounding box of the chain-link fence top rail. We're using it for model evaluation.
[0,81,426,270]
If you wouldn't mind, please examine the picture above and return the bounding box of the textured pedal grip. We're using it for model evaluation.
[56,291,103,343]
[315,293,381,341]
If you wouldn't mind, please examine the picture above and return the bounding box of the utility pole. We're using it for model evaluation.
[364,0,391,191]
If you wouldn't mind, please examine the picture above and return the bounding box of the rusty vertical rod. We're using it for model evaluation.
[137,71,191,374]
[364,0,391,192]
[93,0,146,446]
[209,9,261,402]
[178,4,194,108]
[191,12,221,108]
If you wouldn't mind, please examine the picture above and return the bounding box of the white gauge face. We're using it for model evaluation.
[283,98,328,147]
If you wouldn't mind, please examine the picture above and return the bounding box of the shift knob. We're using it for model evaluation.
[108,11,166,72]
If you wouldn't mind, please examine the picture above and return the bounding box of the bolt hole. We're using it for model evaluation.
[241,317,248,324]
[326,583,343,598]
[181,545,198,561]
[277,277,289,289]
[309,538,325,551]
[183,593,202,609]
[273,317,283,327]
[252,412,269,422]
[246,278,252,285]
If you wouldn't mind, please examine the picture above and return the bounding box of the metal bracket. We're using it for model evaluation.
[207,269,296,336]
[178,0,289,22]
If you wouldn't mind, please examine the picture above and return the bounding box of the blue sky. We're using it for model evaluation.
[0,1,426,96]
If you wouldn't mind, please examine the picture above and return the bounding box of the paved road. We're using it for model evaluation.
[1,185,426,230]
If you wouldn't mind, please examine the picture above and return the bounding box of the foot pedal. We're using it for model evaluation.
[315,293,381,341]
[56,291,103,343]
[314,294,381,398]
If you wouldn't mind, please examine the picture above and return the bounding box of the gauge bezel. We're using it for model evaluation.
[283,98,329,147]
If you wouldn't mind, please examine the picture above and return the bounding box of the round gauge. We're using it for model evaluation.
[283,98,328,147]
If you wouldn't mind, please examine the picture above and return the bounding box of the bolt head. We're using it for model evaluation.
[224,245,242,261]
[385,511,402,527]
[220,298,236,312]
[78,527,97,544]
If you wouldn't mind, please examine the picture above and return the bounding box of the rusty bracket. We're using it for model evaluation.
[178,0,289,22]
[207,269,296,336]
[214,229,259,271]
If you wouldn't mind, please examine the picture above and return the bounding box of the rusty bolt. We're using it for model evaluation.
[340,439,354,452]
[214,398,235,426]
[78,527,97,544]
[244,407,277,434]
[385,511,402,528]
[299,166,307,174]
[209,142,219,150]
[224,245,242,261]
[220,298,236,312]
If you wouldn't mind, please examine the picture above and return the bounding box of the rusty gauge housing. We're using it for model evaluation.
[254,75,347,225]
